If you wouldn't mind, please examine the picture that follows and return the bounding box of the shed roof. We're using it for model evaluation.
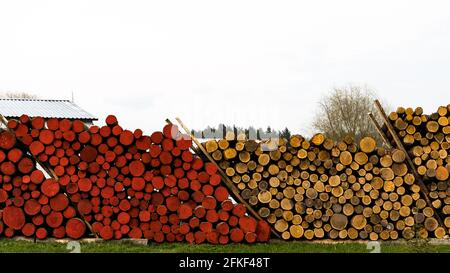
[0,98,97,120]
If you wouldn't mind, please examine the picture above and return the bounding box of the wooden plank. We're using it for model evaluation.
[119,238,149,245]
[175,117,281,238]
[0,114,99,238]
[10,236,35,243]
[26,238,148,245]
[368,112,391,148]
[373,100,445,228]
[270,238,450,246]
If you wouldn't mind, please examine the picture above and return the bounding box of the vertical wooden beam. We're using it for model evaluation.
[373,100,445,228]
[0,114,98,238]
[368,112,391,148]
[175,117,281,238]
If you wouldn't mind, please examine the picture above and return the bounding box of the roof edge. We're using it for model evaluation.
[3,115,99,121]
[0,98,71,102]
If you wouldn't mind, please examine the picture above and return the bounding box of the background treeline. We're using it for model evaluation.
[191,124,292,140]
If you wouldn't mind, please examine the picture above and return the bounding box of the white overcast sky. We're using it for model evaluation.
[1,0,450,136]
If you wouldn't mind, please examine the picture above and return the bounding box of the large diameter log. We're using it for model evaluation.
[351,215,367,230]
[360,137,377,153]
[330,214,348,230]
[0,130,16,150]
[2,206,26,230]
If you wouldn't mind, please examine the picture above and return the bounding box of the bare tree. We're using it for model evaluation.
[312,85,388,144]
[0,91,38,99]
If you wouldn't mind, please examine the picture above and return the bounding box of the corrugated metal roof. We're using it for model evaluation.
[0,99,97,120]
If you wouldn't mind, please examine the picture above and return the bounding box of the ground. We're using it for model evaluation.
[1,239,450,253]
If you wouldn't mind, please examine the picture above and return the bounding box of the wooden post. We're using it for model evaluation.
[0,114,98,238]
[175,117,281,238]
[373,100,445,228]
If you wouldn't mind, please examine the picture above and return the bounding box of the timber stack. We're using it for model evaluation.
[383,105,450,236]
[0,129,87,239]
[1,115,270,243]
[203,132,445,240]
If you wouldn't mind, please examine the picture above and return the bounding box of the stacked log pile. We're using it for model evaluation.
[385,105,450,236]
[2,107,447,243]
[0,129,87,239]
[1,115,270,243]
[204,133,444,240]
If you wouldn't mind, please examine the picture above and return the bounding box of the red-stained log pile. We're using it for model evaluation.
[384,105,450,237]
[0,129,86,239]
[4,115,270,243]
[204,132,444,240]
